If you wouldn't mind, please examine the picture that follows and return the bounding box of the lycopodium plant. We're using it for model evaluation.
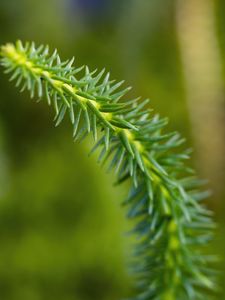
[0,41,217,300]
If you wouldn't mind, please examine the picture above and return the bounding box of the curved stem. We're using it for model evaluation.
[0,41,216,300]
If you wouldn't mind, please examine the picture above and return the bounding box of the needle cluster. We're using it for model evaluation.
[0,41,217,300]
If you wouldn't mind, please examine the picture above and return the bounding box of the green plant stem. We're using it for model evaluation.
[0,41,217,300]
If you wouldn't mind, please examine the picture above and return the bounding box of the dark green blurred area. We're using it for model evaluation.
[0,0,224,299]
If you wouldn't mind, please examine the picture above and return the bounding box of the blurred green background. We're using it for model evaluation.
[0,0,224,299]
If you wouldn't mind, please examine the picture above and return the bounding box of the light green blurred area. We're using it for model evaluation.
[0,134,130,300]
[0,0,224,299]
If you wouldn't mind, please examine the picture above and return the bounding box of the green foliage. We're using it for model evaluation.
[0,40,217,300]
[0,136,129,300]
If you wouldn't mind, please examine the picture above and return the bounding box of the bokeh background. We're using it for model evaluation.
[0,0,225,299]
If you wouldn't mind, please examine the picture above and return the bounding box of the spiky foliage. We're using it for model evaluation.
[0,41,217,300]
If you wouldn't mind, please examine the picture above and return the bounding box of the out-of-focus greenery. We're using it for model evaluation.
[0,0,224,299]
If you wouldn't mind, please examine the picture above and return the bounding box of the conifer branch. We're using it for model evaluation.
[0,41,217,300]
